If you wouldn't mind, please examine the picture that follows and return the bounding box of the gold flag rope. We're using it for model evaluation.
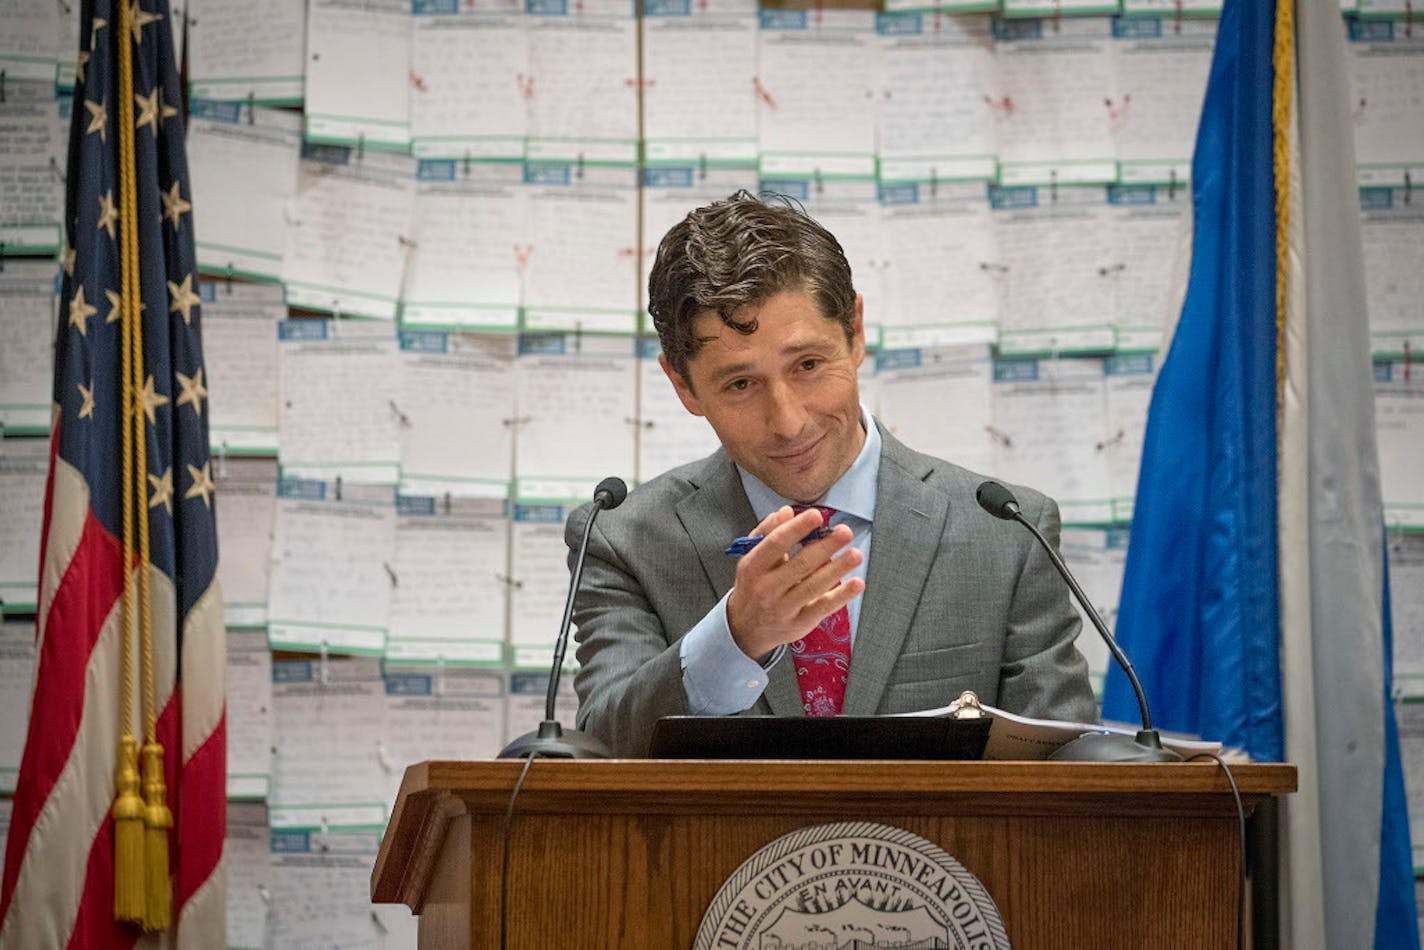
[114,0,172,931]
[1272,0,1295,413]
[110,0,146,925]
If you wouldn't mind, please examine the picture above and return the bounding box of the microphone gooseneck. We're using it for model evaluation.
[975,480,1180,763]
[497,477,628,760]
[544,477,626,722]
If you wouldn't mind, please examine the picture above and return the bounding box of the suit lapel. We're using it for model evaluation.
[674,451,804,717]
[841,427,951,716]
[675,449,750,604]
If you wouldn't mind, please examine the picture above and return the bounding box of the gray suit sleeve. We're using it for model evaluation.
[566,505,691,757]
[995,493,1100,724]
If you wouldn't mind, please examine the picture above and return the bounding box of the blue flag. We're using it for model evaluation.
[1106,1,1417,946]
[1103,0,1282,760]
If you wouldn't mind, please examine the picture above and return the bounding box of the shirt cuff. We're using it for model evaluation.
[679,592,780,716]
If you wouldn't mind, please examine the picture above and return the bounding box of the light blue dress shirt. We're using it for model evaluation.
[679,406,881,715]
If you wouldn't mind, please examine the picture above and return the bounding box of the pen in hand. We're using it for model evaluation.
[724,525,833,556]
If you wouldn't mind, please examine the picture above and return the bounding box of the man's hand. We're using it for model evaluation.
[726,506,865,660]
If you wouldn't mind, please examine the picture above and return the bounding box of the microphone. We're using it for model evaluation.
[498,476,627,760]
[975,480,1179,763]
[591,476,627,511]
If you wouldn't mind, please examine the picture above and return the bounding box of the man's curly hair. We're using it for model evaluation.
[647,191,857,379]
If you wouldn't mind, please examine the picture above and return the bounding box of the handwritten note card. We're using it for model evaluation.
[226,627,273,800]
[387,495,510,659]
[0,438,48,612]
[875,345,996,476]
[991,356,1112,523]
[55,0,81,89]
[994,17,1118,185]
[1389,533,1424,693]
[1391,568,1424,726]
[1392,700,1424,859]
[0,0,59,83]
[525,0,639,144]
[994,184,1117,354]
[270,656,388,815]
[521,164,641,332]
[1360,187,1424,352]
[756,9,879,156]
[398,330,517,489]
[0,260,57,434]
[187,101,302,282]
[410,2,527,160]
[0,799,9,881]
[379,666,505,805]
[304,0,411,149]
[1102,354,1156,519]
[514,335,637,482]
[403,161,526,330]
[1345,18,1424,186]
[1110,185,1187,343]
[267,479,395,655]
[1120,0,1221,12]
[508,498,575,662]
[878,181,1000,338]
[225,802,272,950]
[1375,360,1424,527]
[1000,0,1118,20]
[642,0,757,147]
[0,622,35,793]
[282,145,416,320]
[877,13,998,181]
[214,458,277,628]
[269,827,416,947]
[187,0,308,104]
[0,88,66,254]
[202,282,283,455]
[1111,17,1216,185]
[277,320,401,483]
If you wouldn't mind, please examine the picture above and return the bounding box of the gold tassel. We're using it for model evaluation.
[140,741,172,931]
[112,735,146,924]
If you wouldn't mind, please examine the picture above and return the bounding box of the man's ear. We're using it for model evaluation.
[658,352,704,417]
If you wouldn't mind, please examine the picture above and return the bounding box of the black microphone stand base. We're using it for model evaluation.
[1049,729,1183,763]
[498,719,613,760]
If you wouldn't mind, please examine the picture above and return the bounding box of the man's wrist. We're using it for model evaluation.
[680,593,776,716]
[758,644,786,670]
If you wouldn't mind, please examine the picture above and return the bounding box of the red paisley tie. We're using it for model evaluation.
[789,505,852,717]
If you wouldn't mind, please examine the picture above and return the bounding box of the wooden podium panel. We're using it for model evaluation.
[372,760,1295,949]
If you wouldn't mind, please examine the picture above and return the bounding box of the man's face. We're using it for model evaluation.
[661,289,867,505]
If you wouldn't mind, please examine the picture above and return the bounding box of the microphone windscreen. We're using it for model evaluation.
[594,476,629,509]
[975,480,1020,520]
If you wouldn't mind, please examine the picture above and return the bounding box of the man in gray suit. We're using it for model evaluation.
[568,192,1097,757]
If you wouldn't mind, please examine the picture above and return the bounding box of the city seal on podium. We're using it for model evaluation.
[694,821,1010,950]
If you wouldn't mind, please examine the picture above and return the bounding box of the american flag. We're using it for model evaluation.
[0,0,225,946]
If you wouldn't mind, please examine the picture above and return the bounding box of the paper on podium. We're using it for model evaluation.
[896,691,1223,761]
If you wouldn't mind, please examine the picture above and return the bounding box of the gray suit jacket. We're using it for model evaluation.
[566,422,1098,757]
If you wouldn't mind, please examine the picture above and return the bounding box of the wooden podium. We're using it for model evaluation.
[372,759,1295,949]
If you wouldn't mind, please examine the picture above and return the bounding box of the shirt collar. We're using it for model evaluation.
[738,405,880,524]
